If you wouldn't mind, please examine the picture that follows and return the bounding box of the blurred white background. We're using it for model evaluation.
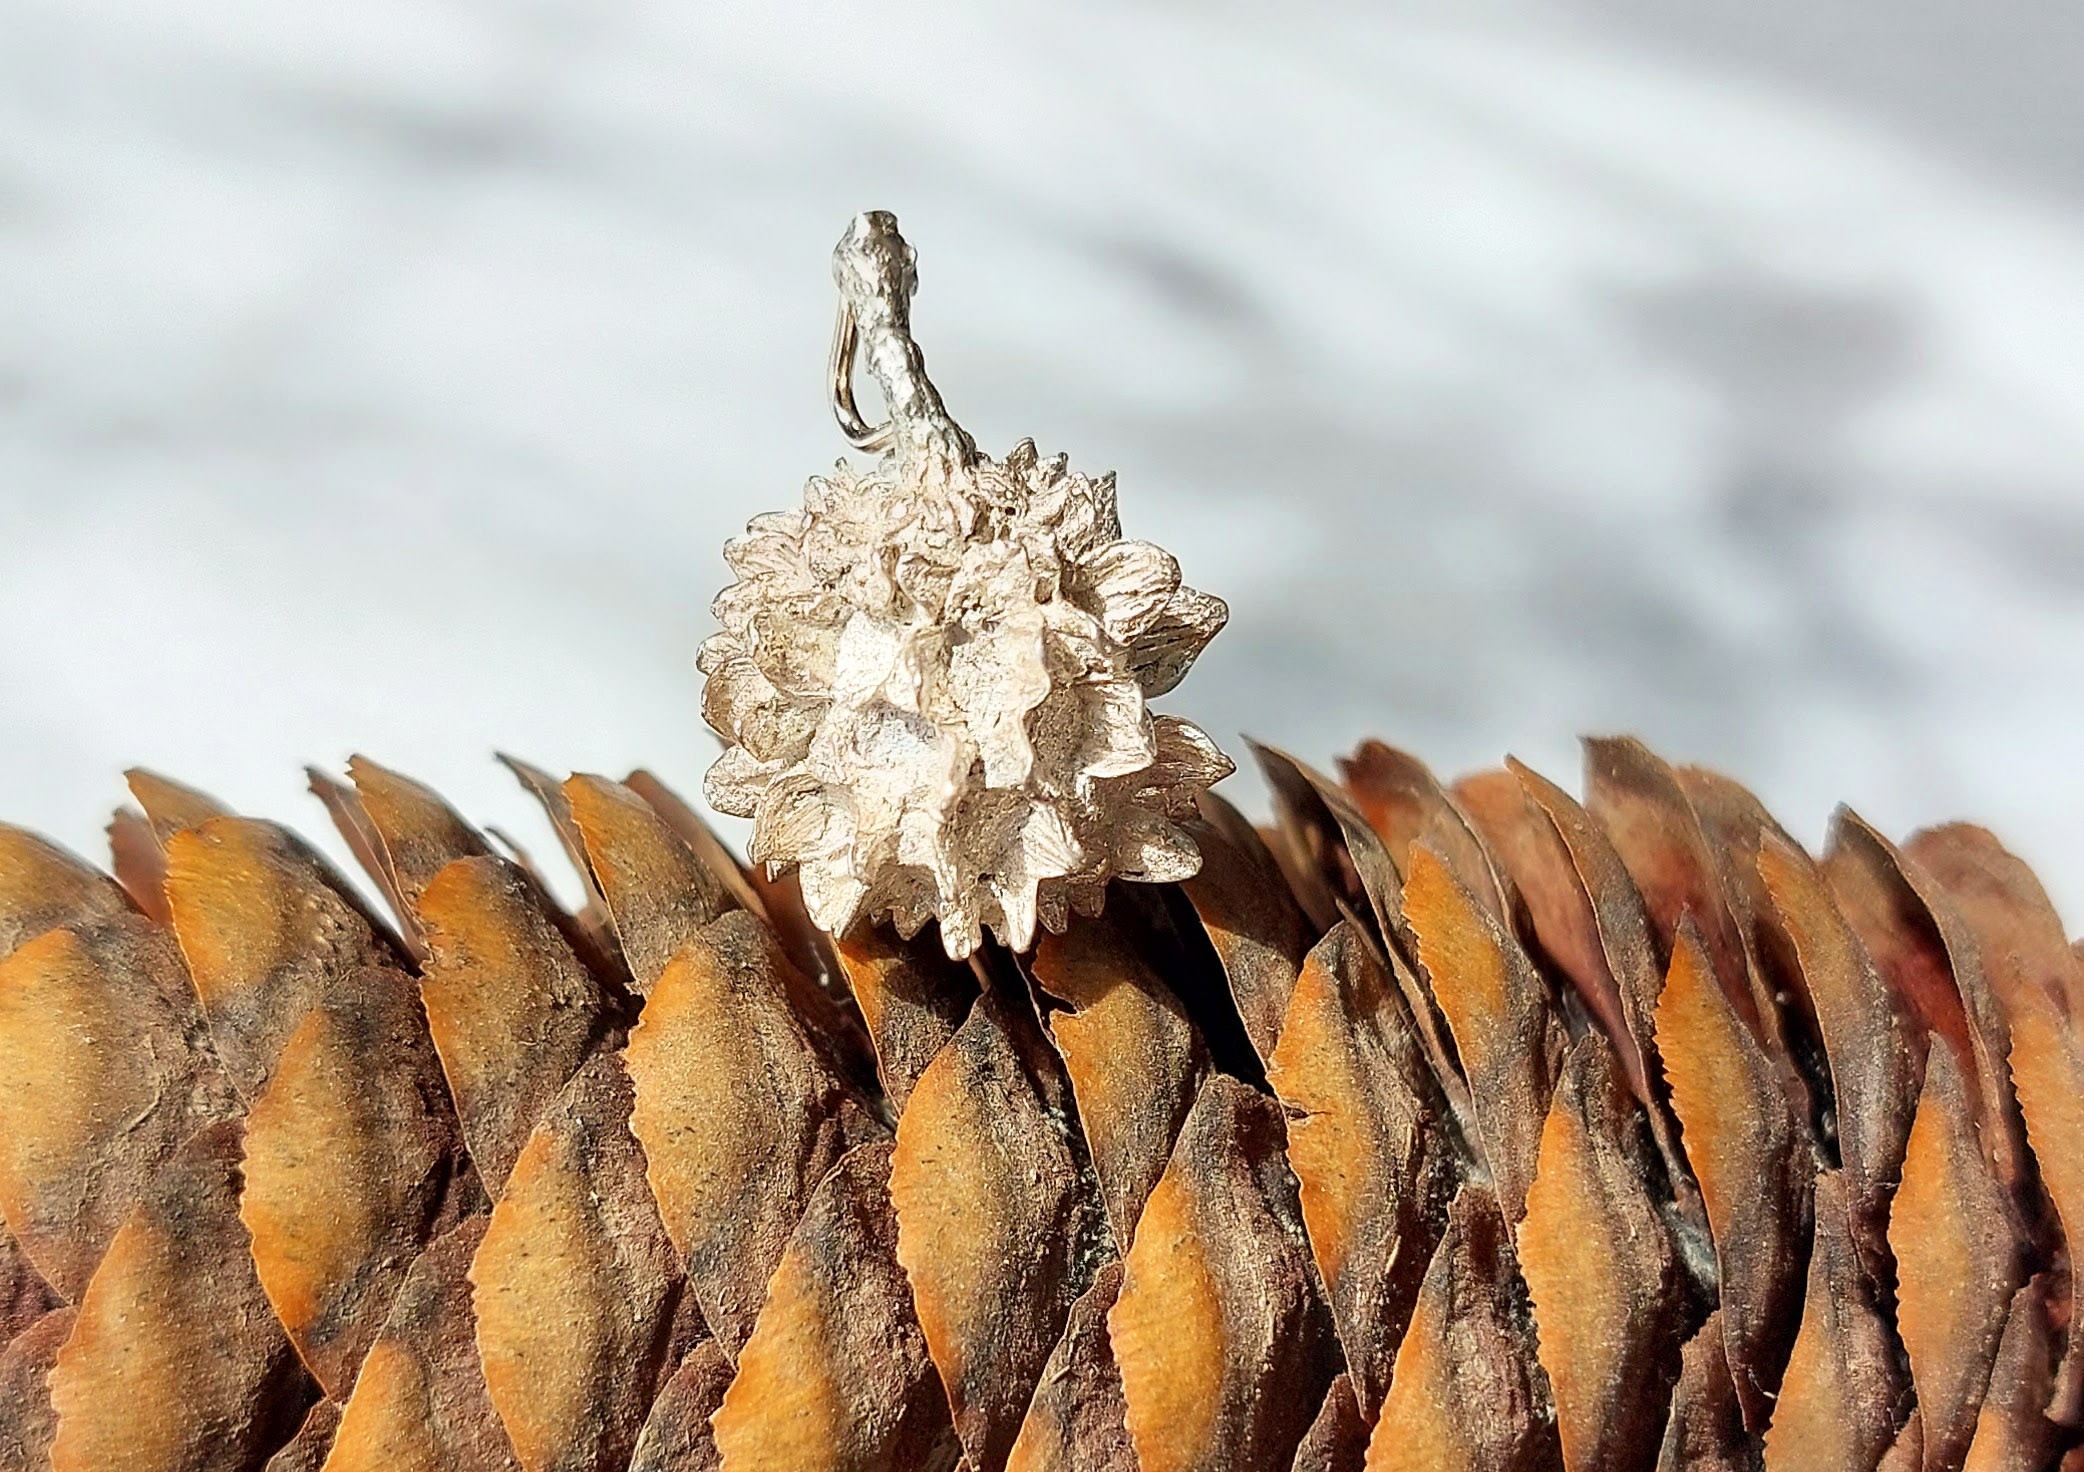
[5,2,2083,917]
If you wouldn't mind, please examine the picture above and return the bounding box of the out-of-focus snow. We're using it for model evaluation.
[4,1,2083,917]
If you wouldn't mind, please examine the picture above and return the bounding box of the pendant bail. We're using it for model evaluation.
[828,211,977,469]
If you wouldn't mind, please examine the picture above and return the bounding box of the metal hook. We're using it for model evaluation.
[827,211,976,468]
[829,300,893,452]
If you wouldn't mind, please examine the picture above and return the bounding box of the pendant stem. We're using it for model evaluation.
[830,211,977,469]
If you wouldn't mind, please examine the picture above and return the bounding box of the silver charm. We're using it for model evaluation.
[700,212,1232,958]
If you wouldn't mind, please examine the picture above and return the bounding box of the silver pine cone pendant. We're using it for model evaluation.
[699,211,1233,959]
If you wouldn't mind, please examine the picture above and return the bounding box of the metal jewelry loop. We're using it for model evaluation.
[829,300,894,452]
[826,211,975,467]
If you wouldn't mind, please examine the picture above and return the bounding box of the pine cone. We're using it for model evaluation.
[2,734,2080,1472]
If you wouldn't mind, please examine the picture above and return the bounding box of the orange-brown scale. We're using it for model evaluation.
[0,915,233,1298]
[324,1215,517,1472]
[1517,1034,1685,1472]
[239,964,480,1399]
[1268,921,1463,1416]
[1405,843,1562,1228]
[414,854,613,1197]
[1256,743,1476,1131]
[1364,1185,1561,1472]
[1511,759,1701,1232]
[1455,769,1621,1059]
[1905,822,2084,1424]
[1761,1170,1906,1472]
[709,1142,958,1472]
[0,825,130,960]
[46,1121,313,1472]
[1003,1262,1134,1472]
[1176,791,1318,1070]
[1583,739,1770,1044]
[1289,1373,1370,1472]
[889,989,1105,1472]
[1653,922,1807,1430]
[1339,739,1509,921]
[1653,1313,1750,1472]
[0,1306,75,1471]
[622,909,876,1355]
[628,1339,732,1472]
[161,812,402,1097]
[264,1401,343,1472]
[1758,831,1915,1247]
[1109,1075,1340,1472]
[834,922,977,1115]
[1831,814,2031,1196]
[1889,1044,2024,1469]
[468,1054,695,1472]
[1959,1273,2065,1471]
[1027,910,1207,1256]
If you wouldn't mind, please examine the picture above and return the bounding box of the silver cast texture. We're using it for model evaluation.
[700,211,1233,959]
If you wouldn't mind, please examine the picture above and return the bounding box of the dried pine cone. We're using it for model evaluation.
[3,734,2081,1472]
